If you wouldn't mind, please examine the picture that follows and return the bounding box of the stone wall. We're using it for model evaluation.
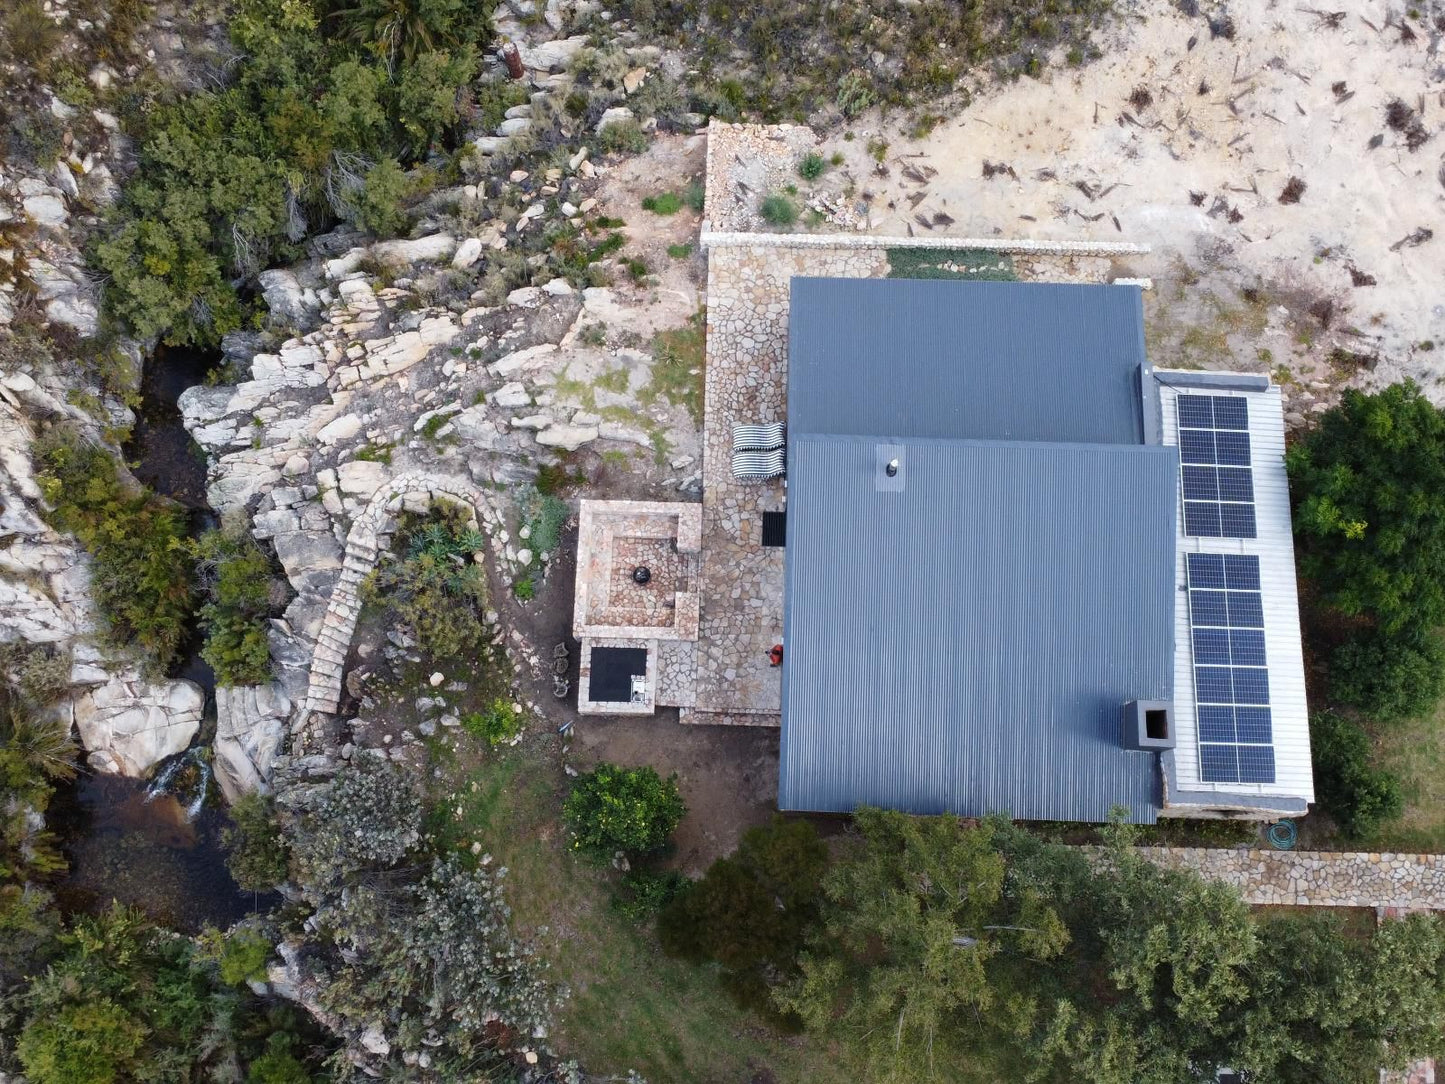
[1135,847,1445,909]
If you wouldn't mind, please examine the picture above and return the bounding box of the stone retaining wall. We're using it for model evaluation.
[1135,847,1445,909]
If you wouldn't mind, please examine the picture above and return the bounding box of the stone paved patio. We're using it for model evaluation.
[1136,847,1445,908]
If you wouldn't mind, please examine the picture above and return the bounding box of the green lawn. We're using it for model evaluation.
[1357,699,1445,852]
[423,737,880,1083]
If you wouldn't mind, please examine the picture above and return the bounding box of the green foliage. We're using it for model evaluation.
[199,925,274,986]
[462,697,522,747]
[640,191,683,214]
[291,754,423,883]
[16,997,147,1084]
[797,151,827,180]
[1329,626,1445,721]
[643,310,707,424]
[1288,382,1445,635]
[596,117,649,155]
[245,1035,313,1084]
[659,817,827,1020]
[34,427,193,672]
[563,763,685,858]
[759,192,797,225]
[517,487,568,558]
[612,867,689,921]
[193,519,274,687]
[835,71,875,117]
[684,179,705,212]
[92,0,492,344]
[1310,711,1405,837]
[362,501,489,661]
[666,242,693,259]
[0,1,62,75]
[223,792,291,891]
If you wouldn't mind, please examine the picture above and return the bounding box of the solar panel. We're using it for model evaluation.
[1186,553,1276,784]
[1176,395,1256,539]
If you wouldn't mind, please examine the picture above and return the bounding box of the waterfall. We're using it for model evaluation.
[144,747,212,821]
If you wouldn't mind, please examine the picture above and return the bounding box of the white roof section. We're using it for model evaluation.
[1157,377,1313,805]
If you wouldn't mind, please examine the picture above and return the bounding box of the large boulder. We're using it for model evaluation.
[73,676,205,777]
[258,268,319,327]
[370,234,456,268]
[213,684,291,801]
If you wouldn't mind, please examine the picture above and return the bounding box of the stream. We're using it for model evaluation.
[49,345,272,933]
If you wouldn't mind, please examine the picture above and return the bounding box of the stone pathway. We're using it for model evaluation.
[1135,847,1445,909]
[302,471,492,717]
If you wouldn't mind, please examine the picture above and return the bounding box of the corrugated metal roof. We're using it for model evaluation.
[787,278,1148,444]
[779,436,1178,823]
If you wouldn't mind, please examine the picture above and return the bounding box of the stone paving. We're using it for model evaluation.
[1136,847,1445,909]
[572,499,701,640]
[692,242,886,723]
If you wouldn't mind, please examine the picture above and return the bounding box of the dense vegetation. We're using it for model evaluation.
[664,808,1445,1082]
[194,518,277,687]
[563,763,686,858]
[90,0,496,344]
[361,500,489,662]
[1287,382,1445,838]
[34,426,194,673]
[617,0,1110,120]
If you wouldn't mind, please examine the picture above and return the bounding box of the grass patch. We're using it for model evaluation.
[352,442,393,464]
[1355,700,1445,851]
[421,742,874,1083]
[641,313,706,424]
[641,191,683,215]
[886,247,1017,281]
[666,242,693,259]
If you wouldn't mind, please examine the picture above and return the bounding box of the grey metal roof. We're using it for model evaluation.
[779,435,1178,822]
[787,278,1149,444]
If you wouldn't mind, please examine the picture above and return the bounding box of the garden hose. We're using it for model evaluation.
[1266,819,1298,850]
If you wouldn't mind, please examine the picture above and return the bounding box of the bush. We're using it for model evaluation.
[797,151,827,180]
[596,117,649,155]
[200,925,273,986]
[835,71,876,118]
[194,520,274,687]
[223,792,290,891]
[16,998,148,1084]
[290,756,423,884]
[563,763,685,857]
[1310,711,1404,837]
[759,193,797,226]
[462,698,522,747]
[612,867,689,921]
[1329,626,1445,721]
[361,501,488,661]
[34,427,193,673]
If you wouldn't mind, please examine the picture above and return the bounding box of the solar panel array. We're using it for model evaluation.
[1186,553,1276,784]
[1178,394,1256,539]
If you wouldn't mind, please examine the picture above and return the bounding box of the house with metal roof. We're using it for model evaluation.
[778,277,1313,823]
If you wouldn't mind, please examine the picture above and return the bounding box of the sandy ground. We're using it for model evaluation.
[814,0,1444,407]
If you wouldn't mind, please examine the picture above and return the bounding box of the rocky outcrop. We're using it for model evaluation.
[72,677,204,777]
[214,684,292,800]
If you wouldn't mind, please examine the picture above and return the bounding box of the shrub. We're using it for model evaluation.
[200,925,273,986]
[349,157,412,236]
[667,242,693,259]
[641,191,683,214]
[1310,711,1404,837]
[194,520,274,687]
[797,151,827,180]
[1329,626,1445,721]
[462,698,522,746]
[245,1035,312,1084]
[835,71,875,118]
[290,755,423,884]
[34,427,193,673]
[612,867,689,921]
[223,792,291,891]
[683,179,705,212]
[596,117,649,155]
[759,193,797,226]
[16,997,148,1084]
[361,501,489,661]
[563,763,685,857]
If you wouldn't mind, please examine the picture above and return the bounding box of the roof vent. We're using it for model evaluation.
[875,443,905,492]
[1123,700,1175,751]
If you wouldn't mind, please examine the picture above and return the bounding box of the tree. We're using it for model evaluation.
[563,763,685,858]
[1287,381,1445,635]
[224,793,292,891]
[1328,625,1445,721]
[658,816,827,1019]
[775,810,1069,1082]
[194,519,275,687]
[289,754,422,884]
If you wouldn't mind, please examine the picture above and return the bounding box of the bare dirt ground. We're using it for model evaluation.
[806,0,1445,411]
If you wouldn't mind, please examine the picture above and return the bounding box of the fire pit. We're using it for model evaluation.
[632,566,652,585]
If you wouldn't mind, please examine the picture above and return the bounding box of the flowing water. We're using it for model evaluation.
[50,345,274,932]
